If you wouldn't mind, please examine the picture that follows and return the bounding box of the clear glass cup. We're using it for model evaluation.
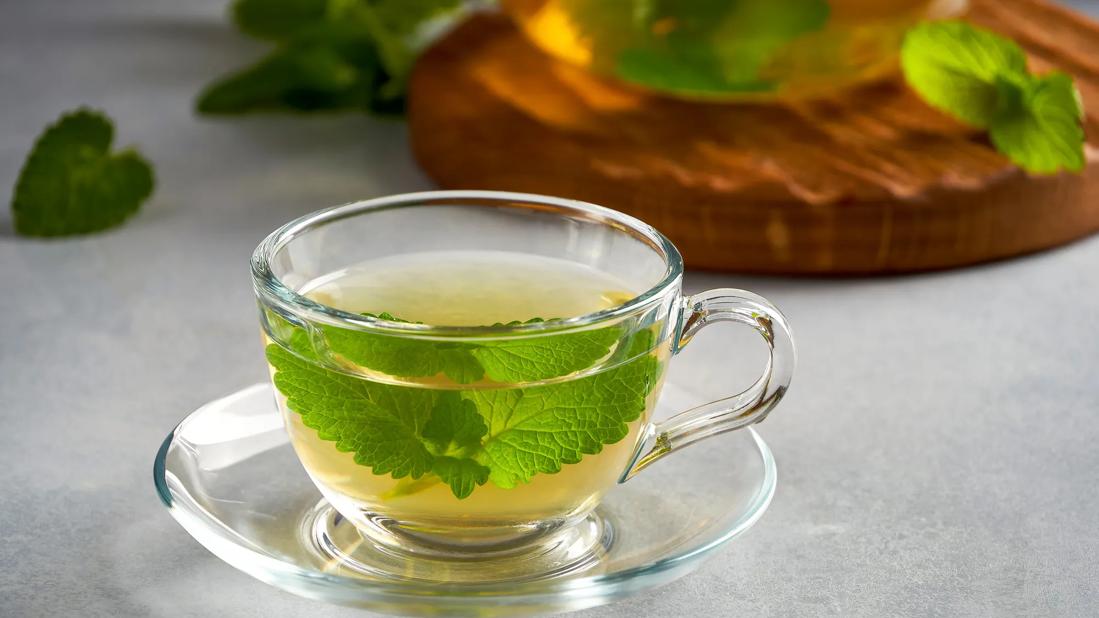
[251,191,795,581]
[501,0,969,100]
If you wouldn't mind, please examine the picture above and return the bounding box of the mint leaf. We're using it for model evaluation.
[990,72,1086,174]
[901,20,1028,128]
[901,20,1086,175]
[196,24,381,114]
[11,109,154,237]
[232,0,330,41]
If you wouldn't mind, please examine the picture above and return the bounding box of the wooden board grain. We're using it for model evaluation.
[408,0,1099,274]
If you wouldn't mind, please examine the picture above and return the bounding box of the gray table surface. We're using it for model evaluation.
[2,1,1098,616]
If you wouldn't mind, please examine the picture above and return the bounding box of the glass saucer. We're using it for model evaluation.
[154,382,776,616]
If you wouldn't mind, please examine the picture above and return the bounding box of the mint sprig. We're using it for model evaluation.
[198,0,462,115]
[231,0,330,41]
[989,72,1086,175]
[11,109,155,237]
[197,26,377,114]
[266,318,659,499]
[902,20,1086,175]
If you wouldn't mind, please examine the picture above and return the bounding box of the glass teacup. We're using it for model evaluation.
[252,191,794,581]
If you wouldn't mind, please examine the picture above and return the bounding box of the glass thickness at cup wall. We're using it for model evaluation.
[502,0,968,99]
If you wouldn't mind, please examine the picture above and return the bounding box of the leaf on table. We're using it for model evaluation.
[11,108,154,237]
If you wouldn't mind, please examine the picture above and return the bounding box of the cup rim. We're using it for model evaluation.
[251,190,684,337]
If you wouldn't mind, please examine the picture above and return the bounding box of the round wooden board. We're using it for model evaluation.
[408,1,1099,275]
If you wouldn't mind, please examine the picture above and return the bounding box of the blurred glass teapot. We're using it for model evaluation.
[501,0,968,100]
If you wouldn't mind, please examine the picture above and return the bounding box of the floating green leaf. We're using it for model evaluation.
[265,315,660,499]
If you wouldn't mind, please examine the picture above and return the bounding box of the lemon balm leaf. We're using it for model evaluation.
[990,72,1086,174]
[422,395,488,453]
[322,325,485,384]
[901,20,1028,128]
[265,317,661,498]
[320,313,623,384]
[470,350,659,489]
[11,109,154,237]
[268,341,492,498]
[471,326,623,383]
[471,326,659,489]
[431,456,490,499]
[901,20,1086,175]
[324,312,485,384]
[266,343,436,479]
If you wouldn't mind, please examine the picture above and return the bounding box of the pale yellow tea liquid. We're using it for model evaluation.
[502,0,967,99]
[268,251,669,546]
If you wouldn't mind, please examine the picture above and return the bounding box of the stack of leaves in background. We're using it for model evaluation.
[197,0,465,115]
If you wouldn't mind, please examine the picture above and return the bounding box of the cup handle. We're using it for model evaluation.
[620,289,796,482]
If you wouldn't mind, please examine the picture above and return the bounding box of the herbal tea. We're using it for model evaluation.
[264,251,669,543]
[502,0,966,98]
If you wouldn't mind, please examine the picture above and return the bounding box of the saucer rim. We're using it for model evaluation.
[154,383,777,603]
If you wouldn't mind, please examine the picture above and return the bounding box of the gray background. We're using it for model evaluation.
[2,1,1097,616]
